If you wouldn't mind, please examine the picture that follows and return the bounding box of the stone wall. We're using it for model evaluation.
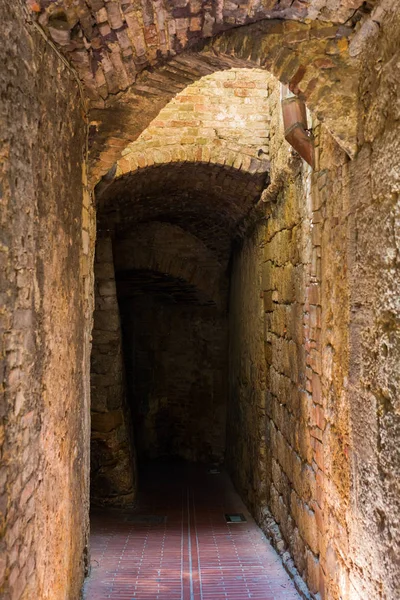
[2,2,399,600]
[227,227,267,511]
[337,4,400,596]
[228,161,317,594]
[228,7,400,596]
[121,296,228,464]
[90,238,137,506]
[0,1,94,598]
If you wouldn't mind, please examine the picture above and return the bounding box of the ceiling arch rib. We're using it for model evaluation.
[112,68,274,183]
[98,162,268,266]
[89,18,360,186]
[29,0,372,107]
[113,222,228,309]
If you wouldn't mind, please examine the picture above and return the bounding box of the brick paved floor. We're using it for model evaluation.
[84,462,301,600]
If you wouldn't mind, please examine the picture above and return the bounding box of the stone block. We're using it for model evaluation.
[292,454,316,503]
[311,372,322,405]
[261,261,274,291]
[93,309,120,332]
[314,439,324,472]
[291,491,319,555]
[91,410,123,433]
[290,526,306,575]
[305,549,320,594]
[263,290,274,312]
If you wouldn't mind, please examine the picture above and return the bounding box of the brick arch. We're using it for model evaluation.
[112,67,274,182]
[32,0,368,109]
[115,143,268,181]
[89,18,360,185]
[98,161,268,266]
[113,222,228,309]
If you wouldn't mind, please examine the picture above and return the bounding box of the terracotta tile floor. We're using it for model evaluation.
[84,462,301,600]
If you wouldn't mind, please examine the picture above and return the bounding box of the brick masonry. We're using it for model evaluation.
[114,68,273,181]
[1,1,399,600]
[89,18,361,186]
[98,161,268,267]
[27,0,369,107]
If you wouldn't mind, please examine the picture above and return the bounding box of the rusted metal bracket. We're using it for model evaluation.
[282,97,315,168]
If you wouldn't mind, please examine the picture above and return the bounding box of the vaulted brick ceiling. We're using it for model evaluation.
[98,162,268,265]
[87,18,362,186]
[29,0,374,77]
[29,0,374,103]
[26,1,377,188]
[116,269,217,306]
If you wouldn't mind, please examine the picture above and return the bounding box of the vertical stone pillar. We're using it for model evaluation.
[90,237,137,506]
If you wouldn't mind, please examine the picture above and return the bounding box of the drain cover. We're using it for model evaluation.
[207,467,220,474]
[225,513,246,523]
[125,515,167,524]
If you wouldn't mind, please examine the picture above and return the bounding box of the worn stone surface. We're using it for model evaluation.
[121,295,227,463]
[91,238,137,507]
[344,3,400,596]
[1,1,399,600]
[0,1,94,598]
[227,226,267,511]
[226,10,400,596]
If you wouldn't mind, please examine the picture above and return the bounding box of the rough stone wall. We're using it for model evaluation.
[121,296,227,464]
[0,1,94,598]
[227,228,267,511]
[228,161,317,592]
[227,11,400,600]
[292,5,400,596]
[227,12,400,596]
[338,4,400,596]
[91,237,137,506]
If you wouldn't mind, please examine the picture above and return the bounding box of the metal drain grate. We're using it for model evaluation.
[125,515,167,524]
[225,513,246,523]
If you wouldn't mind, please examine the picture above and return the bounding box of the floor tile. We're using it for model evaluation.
[84,463,301,600]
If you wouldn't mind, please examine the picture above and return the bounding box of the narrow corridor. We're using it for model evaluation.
[84,463,300,600]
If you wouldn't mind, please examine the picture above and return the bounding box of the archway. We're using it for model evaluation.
[3,3,400,600]
[89,18,360,187]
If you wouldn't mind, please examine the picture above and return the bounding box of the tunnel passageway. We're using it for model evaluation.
[2,3,400,600]
[84,462,300,600]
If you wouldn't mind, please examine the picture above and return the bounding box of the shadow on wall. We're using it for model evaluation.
[119,293,228,464]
